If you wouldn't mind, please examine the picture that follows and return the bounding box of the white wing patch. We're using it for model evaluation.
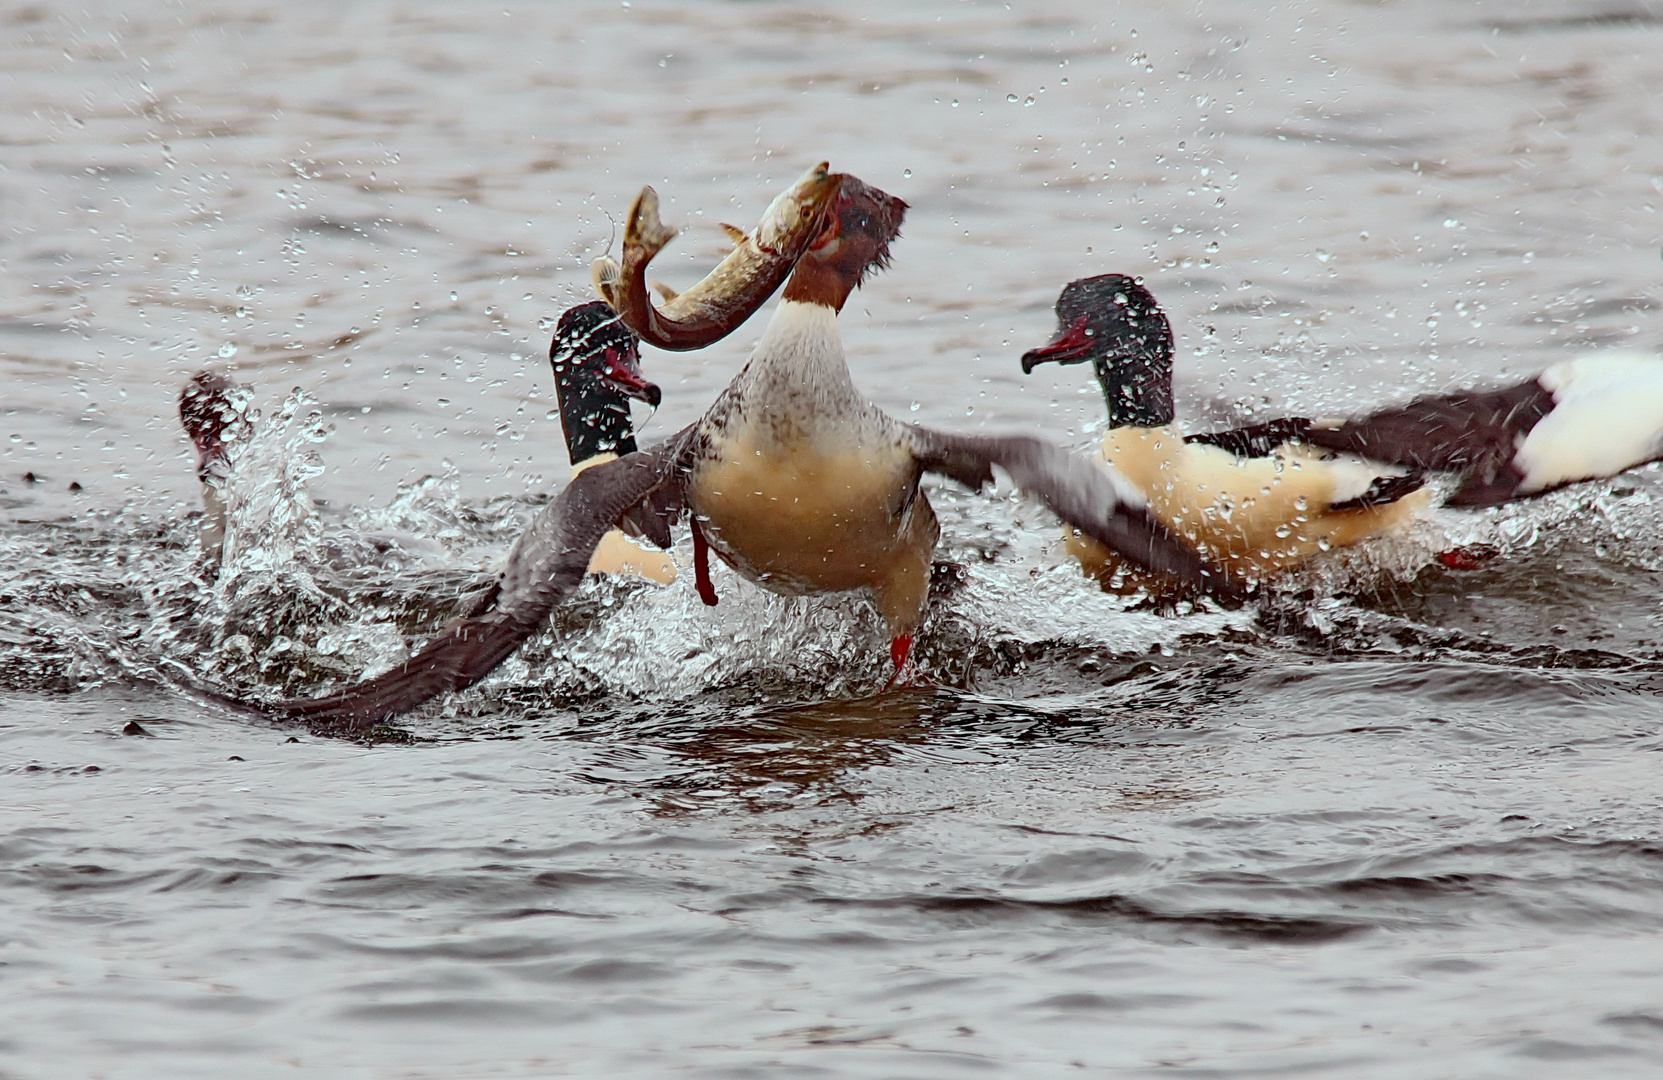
[1516,351,1663,493]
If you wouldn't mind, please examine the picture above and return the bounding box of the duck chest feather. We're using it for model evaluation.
[690,424,925,594]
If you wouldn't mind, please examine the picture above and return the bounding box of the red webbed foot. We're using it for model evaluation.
[1436,543,1501,571]
[883,633,915,692]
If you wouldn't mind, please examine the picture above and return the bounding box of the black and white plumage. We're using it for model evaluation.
[269,182,1227,730]
[1291,353,1663,506]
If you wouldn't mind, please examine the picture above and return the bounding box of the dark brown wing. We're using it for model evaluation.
[907,426,1242,599]
[274,433,692,731]
[1299,380,1552,506]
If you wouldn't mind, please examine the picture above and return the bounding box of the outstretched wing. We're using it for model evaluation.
[1297,381,1552,506]
[275,434,691,731]
[906,426,1240,598]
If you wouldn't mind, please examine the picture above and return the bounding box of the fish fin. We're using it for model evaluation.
[591,256,622,307]
[651,280,679,303]
[719,222,747,246]
[624,185,678,257]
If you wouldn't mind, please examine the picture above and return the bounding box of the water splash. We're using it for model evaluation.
[4,431,1662,718]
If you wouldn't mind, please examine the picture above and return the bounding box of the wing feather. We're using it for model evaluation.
[907,426,1240,598]
[271,436,690,730]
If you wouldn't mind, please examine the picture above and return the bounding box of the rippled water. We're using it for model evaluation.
[7,1,1663,1075]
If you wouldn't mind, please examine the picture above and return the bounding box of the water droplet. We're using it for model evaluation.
[902,168,912,178]
[1315,249,1332,263]
[910,400,921,412]
[217,342,237,358]
[450,291,458,302]
[950,99,959,107]
[1007,93,1019,103]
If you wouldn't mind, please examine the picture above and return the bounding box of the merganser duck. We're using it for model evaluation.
[177,302,672,583]
[545,301,676,583]
[271,178,1223,730]
[1024,274,1663,592]
[178,370,250,567]
[1021,275,1431,593]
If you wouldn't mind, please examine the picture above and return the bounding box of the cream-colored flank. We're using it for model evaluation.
[1070,425,1428,591]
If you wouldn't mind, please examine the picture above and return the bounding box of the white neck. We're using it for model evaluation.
[746,300,855,393]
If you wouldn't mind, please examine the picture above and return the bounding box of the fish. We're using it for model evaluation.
[590,161,843,350]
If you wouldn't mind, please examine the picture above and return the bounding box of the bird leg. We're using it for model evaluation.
[691,517,719,606]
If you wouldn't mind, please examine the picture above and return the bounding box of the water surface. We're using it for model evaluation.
[6,1,1663,1076]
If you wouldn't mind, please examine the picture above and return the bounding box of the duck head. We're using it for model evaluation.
[549,300,661,465]
[178,370,249,483]
[1020,274,1175,428]
[781,174,908,311]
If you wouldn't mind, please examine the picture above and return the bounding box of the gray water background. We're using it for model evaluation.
[6,1,1663,1075]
